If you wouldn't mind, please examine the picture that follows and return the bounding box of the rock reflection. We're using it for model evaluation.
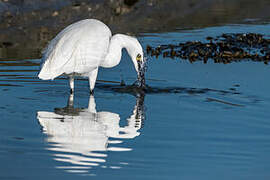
[37,93,145,174]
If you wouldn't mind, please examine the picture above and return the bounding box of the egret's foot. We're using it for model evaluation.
[90,90,94,95]
[70,89,74,94]
[120,79,126,86]
[132,80,138,86]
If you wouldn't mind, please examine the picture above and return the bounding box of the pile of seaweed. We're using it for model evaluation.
[146,33,270,64]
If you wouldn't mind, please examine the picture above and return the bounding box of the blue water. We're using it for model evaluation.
[1,24,270,180]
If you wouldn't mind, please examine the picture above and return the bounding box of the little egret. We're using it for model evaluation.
[38,19,144,94]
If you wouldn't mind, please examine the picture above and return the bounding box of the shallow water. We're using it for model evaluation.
[1,23,270,180]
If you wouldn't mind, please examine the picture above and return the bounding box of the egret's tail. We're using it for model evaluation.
[38,62,59,80]
[38,70,53,80]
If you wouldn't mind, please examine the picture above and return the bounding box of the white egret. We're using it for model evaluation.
[38,19,144,94]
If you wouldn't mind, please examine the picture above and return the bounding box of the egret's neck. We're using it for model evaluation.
[102,34,134,68]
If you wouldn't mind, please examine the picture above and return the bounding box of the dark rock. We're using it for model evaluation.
[124,0,139,6]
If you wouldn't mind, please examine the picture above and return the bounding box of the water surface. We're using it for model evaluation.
[1,24,270,180]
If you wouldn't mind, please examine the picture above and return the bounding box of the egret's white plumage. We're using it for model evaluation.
[38,19,144,93]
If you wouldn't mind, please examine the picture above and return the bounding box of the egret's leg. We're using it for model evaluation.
[69,76,74,94]
[89,68,98,94]
[88,95,97,113]
[67,93,74,107]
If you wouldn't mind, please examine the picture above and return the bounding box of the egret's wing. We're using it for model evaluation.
[67,33,111,74]
[40,19,111,79]
[41,21,85,70]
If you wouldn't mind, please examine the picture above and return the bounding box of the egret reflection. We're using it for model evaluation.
[37,93,145,174]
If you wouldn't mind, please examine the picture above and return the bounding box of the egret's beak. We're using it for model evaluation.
[137,59,143,74]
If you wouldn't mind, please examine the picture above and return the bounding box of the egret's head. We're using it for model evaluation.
[130,41,146,89]
[134,52,144,73]
[125,37,144,75]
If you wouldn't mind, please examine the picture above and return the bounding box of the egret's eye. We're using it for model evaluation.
[136,54,142,61]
